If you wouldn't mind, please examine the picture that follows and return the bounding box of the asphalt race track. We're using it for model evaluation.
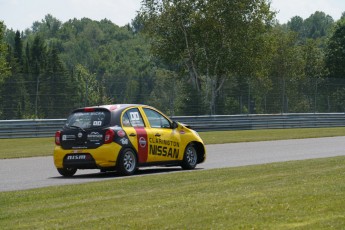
[1,136,345,192]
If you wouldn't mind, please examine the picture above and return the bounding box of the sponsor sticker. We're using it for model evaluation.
[73,150,83,153]
[117,130,126,137]
[110,105,121,110]
[62,134,75,141]
[87,132,103,142]
[120,138,129,145]
[66,155,86,160]
[139,137,147,148]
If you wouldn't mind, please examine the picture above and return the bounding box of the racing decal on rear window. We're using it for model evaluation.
[93,121,102,126]
[65,111,110,129]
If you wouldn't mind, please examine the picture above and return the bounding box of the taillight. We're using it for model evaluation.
[84,107,95,112]
[55,131,61,145]
[104,129,115,144]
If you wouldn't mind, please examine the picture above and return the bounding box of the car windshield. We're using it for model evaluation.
[65,110,110,130]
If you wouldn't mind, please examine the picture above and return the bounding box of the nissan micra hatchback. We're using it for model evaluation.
[54,104,206,177]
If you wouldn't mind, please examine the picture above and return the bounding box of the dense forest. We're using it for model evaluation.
[0,0,345,119]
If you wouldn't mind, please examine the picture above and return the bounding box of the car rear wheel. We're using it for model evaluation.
[117,148,137,176]
[181,144,198,170]
[57,167,77,177]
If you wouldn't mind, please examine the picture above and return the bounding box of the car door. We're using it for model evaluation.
[121,108,153,164]
[141,107,182,162]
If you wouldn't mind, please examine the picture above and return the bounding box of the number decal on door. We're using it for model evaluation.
[130,112,140,121]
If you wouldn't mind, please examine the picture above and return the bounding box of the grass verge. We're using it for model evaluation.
[200,126,345,144]
[0,137,54,159]
[1,156,344,229]
[1,127,345,159]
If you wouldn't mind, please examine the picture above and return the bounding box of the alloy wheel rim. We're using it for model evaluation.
[124,152,135,172]
[187,147,197,165]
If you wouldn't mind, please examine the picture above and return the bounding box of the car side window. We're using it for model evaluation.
[123,108,145,127]
[143,108,171,128]
[122,112,131,127]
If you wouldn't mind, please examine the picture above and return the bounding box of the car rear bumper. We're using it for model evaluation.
[54,142,121,169]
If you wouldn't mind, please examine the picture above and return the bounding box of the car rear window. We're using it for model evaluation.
[65,110,110,129]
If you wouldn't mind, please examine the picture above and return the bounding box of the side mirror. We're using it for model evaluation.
[171,121,178,129]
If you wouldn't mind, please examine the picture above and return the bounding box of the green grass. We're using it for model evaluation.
[1,127,345,159]
[200,127,345,144]
[0,137,54,159]
[1,156,344,229]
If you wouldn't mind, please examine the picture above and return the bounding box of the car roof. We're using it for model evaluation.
[75,104,159,115]
[78,104,143,111]
[69,104,172,126]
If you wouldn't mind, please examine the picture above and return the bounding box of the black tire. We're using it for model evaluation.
[57,167,77,177]
[181,144,198,170]
[117,148,137,176]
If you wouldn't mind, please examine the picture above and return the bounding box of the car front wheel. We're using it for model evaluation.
[181,144,198,170]
[117,148,137,176]
[57,167,77,177]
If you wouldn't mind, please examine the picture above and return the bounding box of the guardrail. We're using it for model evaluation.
[173,113,345,131]
[1,113,345,139]
[0,119,66,139]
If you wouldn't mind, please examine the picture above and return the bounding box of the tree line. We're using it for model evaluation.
[0,0,345,119]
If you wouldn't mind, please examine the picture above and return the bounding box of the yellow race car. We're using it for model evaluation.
[54,104,206,177]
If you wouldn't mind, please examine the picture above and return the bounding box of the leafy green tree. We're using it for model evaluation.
[140,0,275,114]
[0,22,11,118]
[72,64,105,107]
[32,14,62,39]
[325,19,345,112]
[148,68,184,116]
[0,22,9,80]
[40,47,73,118]
[326,19,345,78]
[287,11,334,44]
[287,16,305,42]
[288,16,304,33]
[302,39,326,112]
[14,31,23,63]
[304,11,334,39]
[1,29,32,119]
[3,11,342,118]
[130,14,145,34]
[27,35,47,117]
[267,27,305,113]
